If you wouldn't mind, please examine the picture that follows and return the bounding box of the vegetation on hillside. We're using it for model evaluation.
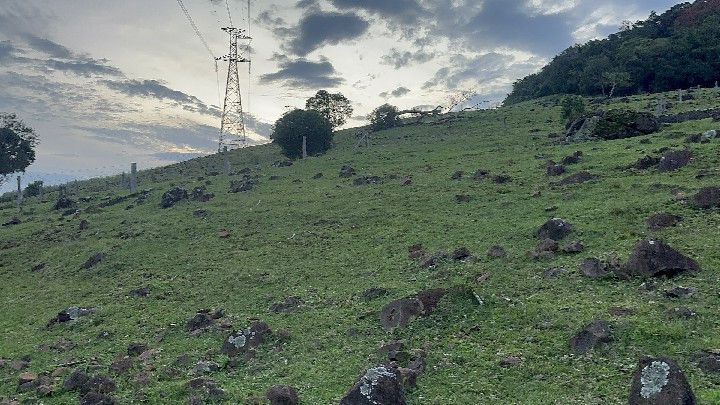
[505,0,720,104]
[0,113,37,187]
[271,109,333,159]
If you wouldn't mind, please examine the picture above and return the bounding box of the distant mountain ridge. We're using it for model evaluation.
[505,0,720,104]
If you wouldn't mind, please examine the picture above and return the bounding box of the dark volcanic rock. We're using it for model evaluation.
[561,152,582,165]
[127,343,148,357]
[487,245,507,258]
[48,306,95,326]
[160,187,188,208]
[450,170,464,180]
[546,164,566,176]
[628,357,695,405]
[81,253,104,269]
[186,313,213,333]
[561,241,584,253]
[632,155,662,170]
[339,166,356,178]
[415,288,447,315]
[646,213,682,230]
[229,179,257,193]
[570,320,612,354]
[353,176,383,186]
[537,218,573,241]
[379,298,424,331]
[692,187,720,209]
[473,169,489,180]
[2,217,20,227]
[579,258,611,279]
[64,369,90,391]
[622,240,700,278]
[551,171,597,186]
[80,392,115,405]
[664,286,694,299]
[658,150,693,172]
[129,287,150,298]
[492,174,512,184]
[340,366,405,405]
[451,247,472,261]
[266,385,299,405]
[190,187,214,202]
[221,321,271,357]
[693,351,720,374]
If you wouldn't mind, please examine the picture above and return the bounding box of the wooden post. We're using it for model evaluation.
[223,146,230,175]
[302,136,307,159]
[130,162,138,193]
[16,176,22,211]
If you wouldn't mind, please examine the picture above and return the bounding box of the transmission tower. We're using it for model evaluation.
[217,27,251,151]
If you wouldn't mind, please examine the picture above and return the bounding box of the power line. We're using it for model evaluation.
[225,0,234,27]
[176,0,216,59]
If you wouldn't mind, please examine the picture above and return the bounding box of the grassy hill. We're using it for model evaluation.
[1,88,720,404]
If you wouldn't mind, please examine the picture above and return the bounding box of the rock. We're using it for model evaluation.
[646,213,682,230]
[339,366,405,405]
[48,306,95,326]
[537,218,573,241]
[353,176,383,186]
[543,267,565,278]
[229,179,257,193]
[536,238,559,253]
[339,166,356,178]
[109,356,133,374]
[450,171,464,180]
[2,217,20,227]
[492,174,512,184]
[579,258,612,279]
[499,356,523,367]
[64,369,90,391]
[273,160,293,167]
[692,187,720,209]
[269,175,281,181]
[379,298,423,331]
[54,196,76,210]
[451,247,471,261]
[551,171,597,186]
[567,109,659,141]
[31,262,46,272]
[658,150,693,172]
[270,296,303,313]
[487,245,507,258]
[546,164,566,176]
[622,240,700,278]
[378,342,408,363]
[186,378,226,402]
[127,343,148,357]
[312,172,323,179]
[192,361,220,375]
[80,392,115,405]
[561,152,582,165]
[415,288,447,315]
[407,244,425,260]
[561,241,584,253]
[190,187,214,202]
[266,385,299,405]
[667,306,697,319]
[664,286,694,299]
[82,253,104,269]
[473,169,489,180]
[10,360,28,370]
[693,351,720,374]
[632,156,662,170]
[18,372,37,386]
[628,357,695,405]
[361,288,389,301]
[186,313,214,333]
[80,375,116,395]
[455,194,471,203]
[221,321,271,357]
[129,287,150,298]
[570,320,612,354]
[160,187,188,208]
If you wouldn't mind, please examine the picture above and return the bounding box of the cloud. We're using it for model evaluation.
[422,53,539,90]
[46,59,122,77]
[260,56,344,88]
[0,41,19,64]
[381,48,435,69]
[285,11,370,56]
[331,0,425,24]
[23,35,72,58]
[380,86,411,98]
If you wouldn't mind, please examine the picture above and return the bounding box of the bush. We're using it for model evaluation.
[24,180,43,198]
[561,96,587,126]
[271,109,333,159]
[369,104,400,132]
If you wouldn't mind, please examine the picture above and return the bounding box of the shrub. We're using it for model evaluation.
[369,104,400,132]
[561,96,587,126]
[271,109,333,159]
[24,180,43,198]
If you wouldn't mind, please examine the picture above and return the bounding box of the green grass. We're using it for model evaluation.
[1,88,720,404]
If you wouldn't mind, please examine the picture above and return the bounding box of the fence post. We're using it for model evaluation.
[16,176,22,212]
[223,146,231,175]
[302,136,307,159]
[130,162,138,193]
[678,89,684,103]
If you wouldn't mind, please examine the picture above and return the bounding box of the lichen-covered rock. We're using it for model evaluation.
[48,306,96,327]
[646,213,683,230]
[622,240,700,278]
[567,109,659,142]
[266,385,299,405]
[160,187,188,208]
[339,366,406,405]
[692,187,720,209]
[628,357,695,405]
[570,319,612,354]
[221,321,271,357]
[658,149,693,172]
[537,218,573,241]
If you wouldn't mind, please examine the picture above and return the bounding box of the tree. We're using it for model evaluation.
[1,113,37,186]
[271,109,333,159]
[24,180,43,198]
[602,70,631,98]
[560,96,587,126]
[305,90,353,129]
[369,104,400,132]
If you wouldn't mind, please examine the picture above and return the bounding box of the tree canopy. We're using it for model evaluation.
[1,113,37,186]
[271,109,333,159]
[369,104,400,132]
[305,90,353,129]
[505,1,720,104]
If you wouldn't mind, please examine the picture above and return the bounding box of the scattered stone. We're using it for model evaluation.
[187,378,226,402]
[561,241,584,253]
[2,217,20,227]
[160,187,188,208]
[127,343,148,357]
[339,166,356,178]
[109,356,133,374]
[221,321,271,357]
[537,218,573,241]
[64,369,90,391]
[667,306,697,319]
[543,267,565,278]
[455,194,471,203]
[492,174,512,184]
[622,240,700,278]
[664,286,694,299]
[48,306,95,326]
[229,179,257,193]
[646,213,683,230]
[608,306,634,317]
[692,187,720,209]
[632,155,662,170]
[536,238,559,253]
[339,366,405,405]
[693,351,720,374]
[18,372,37,386]
[451,247,471,261]
[570,320,612,354]
[551,171,597,186]
[579,258,612,279]
[270,296,303,313]
[80,392,115,405]
[192,361,220,375]
[658,150,693,172]
[499,356,523,367]
[380,289,446,331]
[218,229,230,238]
[82,253,104,269]
[266,385,299,405]
[190,187,214,202]
[487,245,507,258]
[353,176,383,186]
[561,152,583,165]
[186,312,214,333]
[129,287,150,298]
[450,171,464,180]
[473,169,489,180]
[361,287,389,301]
[11,360,28,370]
[546,164,566,176]
[31,263,46,272]
[628,357,695,405]
[408,244,425,260]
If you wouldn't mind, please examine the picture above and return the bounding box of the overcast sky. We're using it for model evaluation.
[0,0,678,192]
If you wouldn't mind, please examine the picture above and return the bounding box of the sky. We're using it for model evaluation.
[0,0,679,192]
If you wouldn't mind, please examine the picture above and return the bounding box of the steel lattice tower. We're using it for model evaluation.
[217,27,251,151]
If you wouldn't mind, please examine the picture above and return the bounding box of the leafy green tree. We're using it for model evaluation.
[271,109,333,159]
[603,70,631,98]
[561,96,587,125]
[369,104,400,132]
[1,113,37,186]
[305,90,353,129]
[24,180,43,198]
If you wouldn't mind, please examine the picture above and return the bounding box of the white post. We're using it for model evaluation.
[302,136,307,159]
[130,162,138,193]
[678,89,683,103]
[223,146,230,175]
[16,176,22,211]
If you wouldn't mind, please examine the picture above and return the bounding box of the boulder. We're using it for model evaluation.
[48,306,95,326]
[561,241,584,253]
[379,298,424,331]
[492,174,512,184]
[266,385,299,405]
[546,164,566,176]
[82,253,104,269]
[622,240,700,278]
[2,217,20,227]
[646,213,682,230]
[664,286,694,299]
[579,258,611,279]
[54,196,76,210]
[628,357,695,405]
[127,343,148,357]
[567,109,659,141]
[487,245,507,258]
[570,320,612,354]
[221,321,271,357]
[270,296,303,313]
[160,187,188,208]
[186,378,226,403]
[190,187,214,202]
[551,171,597,186]
[186,312,213,333]
[451,247,471,261]
[80,392,115,405]
[450,171,464,180]
[561,152,583,165]
[192,361,220,375]
[693,351,720,374]
[692,187,720,209]
[339,366,406,405]
[64,369,90,391]
[353,176,383,186]
[229,179,257,193]
[473,170,489,180]
[632,156,661,170]
[339,166,356,178]
[537,218,573,241]
[536,238,559,253]
[658,150,693,172]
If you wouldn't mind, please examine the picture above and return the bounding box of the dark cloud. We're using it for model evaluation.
[47,59,122,77]
[23,35,72,58]
[256,9,287,27]
[0,41,19,64]
[391,86,411,97]
[286,11,369,56]
[381,48,435,69]
[296,0,320,9]
[260,56,344,88]
[423,53,516,90]
[331,0,425,24]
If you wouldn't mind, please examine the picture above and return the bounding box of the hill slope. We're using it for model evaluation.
[1,89,720,403]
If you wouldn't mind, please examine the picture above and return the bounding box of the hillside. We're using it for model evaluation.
[505,0,720,105]
[1,88,720,404]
